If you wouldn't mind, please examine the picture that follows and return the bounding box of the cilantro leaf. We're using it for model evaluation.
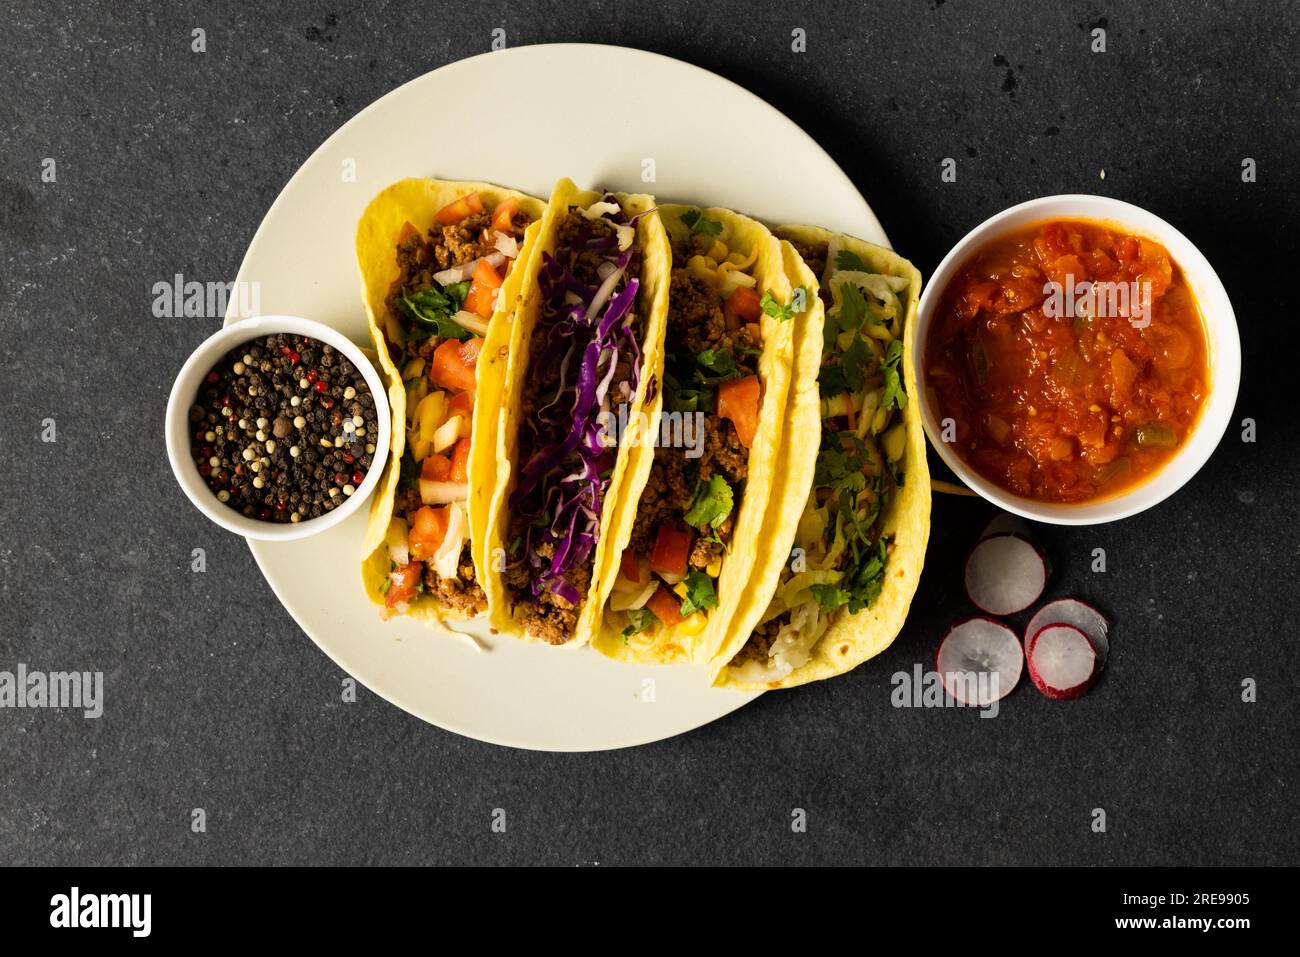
[623,607,657,638]
[679,208,723,237]
[818,363,849,399]
[665,347,745,411]
[397,282,473,341]
[881,338,907,411]
[694,348,740,384]
[760,291,796,322]
[684,475,734,530]
[815,435,867,498]
[840,334,873,393]
[835,249,871,272]
[819,332,873,397]
[809,583,850,611]
[837,282,870,331]
[840,539,888,613]
[680,571,718,617]
[668,388,704,413]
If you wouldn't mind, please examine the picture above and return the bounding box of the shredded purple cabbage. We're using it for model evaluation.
[509,196,645,611]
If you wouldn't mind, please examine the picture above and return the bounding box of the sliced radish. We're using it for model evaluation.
[935,617,1023,706]
[980,511,1030,541]
[964,533,1049,616]
[1026,623,1097,700]
[1025,598,1109,668]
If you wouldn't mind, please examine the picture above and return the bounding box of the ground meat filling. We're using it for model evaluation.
[505,211,641,644]
[788,239,827,285]
[421,543,486,616]
[502,559,591,646]
[731,616,783,667]
[628,268,757,570]
[383,205,533,616]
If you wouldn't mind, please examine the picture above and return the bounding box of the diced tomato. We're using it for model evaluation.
[447,390,474,422]
[717,374,761,448]
[449,437,472,484]
[397,221,420,243]
[724,285,763,324]
[491,198,520,234]
[420,454,452,482]
[463,259,504,319]
[649,526,690,577]
[620,551,648,585]
[645,585,684,628]
[435,192,484,226]
[408,506,450,561]
[385,562,423,609]
[429,338,482,392]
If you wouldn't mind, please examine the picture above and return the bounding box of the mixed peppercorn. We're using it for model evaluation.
[188,334,378,523]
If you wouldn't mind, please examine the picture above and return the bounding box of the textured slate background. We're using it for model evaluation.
[1,0,1296,865]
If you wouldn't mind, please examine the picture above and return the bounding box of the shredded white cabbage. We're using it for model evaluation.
[585,264,628,322]
[492,231,520,259]
[581,201,635,251]
[452,310,489,336]
[431,502,468,580]
[729,603,829,683]
[719,268,757,296]
[610,579,658,611]
[835,269,910,297]
[432,251,506,287]
[581,201,621,221]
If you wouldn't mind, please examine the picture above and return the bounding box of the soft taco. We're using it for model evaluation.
[710,227,930,689]
[591,205,809,665]
[481,178,671,647]
[357,178,545,623]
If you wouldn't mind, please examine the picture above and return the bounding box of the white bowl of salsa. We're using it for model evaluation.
[914,194,1240,525]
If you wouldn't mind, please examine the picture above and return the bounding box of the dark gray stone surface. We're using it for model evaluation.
[1,0,1296,865]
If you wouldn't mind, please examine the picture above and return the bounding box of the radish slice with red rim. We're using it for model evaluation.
[980,512,1030,542]
[964,533,1049,616]
[1025,598,1109,668]
[1026,623,1097,700]
[935,617,1023,706]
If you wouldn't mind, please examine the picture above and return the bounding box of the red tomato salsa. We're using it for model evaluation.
[925,219,1209,502]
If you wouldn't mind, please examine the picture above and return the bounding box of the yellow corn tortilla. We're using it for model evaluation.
[481,178,671,648]
[710,226,930,689]
[357,178,546,625]
[591,205,798,666]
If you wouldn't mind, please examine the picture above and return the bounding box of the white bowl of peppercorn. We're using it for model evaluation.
[166,315,392,541]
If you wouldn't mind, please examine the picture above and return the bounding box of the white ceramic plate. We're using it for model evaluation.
[230,43,889,751]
